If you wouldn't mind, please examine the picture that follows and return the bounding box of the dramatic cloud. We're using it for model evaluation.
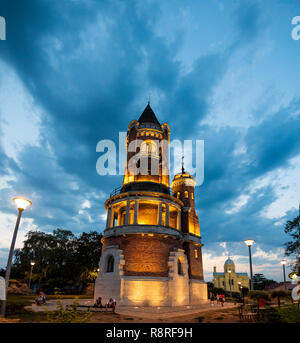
[0,0,299,280]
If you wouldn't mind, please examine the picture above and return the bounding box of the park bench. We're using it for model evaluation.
[238,305,258,322]
[65,304,115,313]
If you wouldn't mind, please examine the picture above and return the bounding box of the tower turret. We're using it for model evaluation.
[171,164,200,236]
[122,103,170,193]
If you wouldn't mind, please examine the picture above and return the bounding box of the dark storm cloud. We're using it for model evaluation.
[0,0,297,261]
[245,104,300,176]
[196,100,300,248]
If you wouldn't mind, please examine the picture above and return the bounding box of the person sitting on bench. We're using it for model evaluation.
[106,298,116,312]
[94,297,104,310]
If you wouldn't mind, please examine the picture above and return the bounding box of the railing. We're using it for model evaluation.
[109,185,173,198]
[110,186,122,197]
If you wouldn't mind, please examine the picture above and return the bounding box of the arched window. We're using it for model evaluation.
[141,141,158,157]
[106,255,114,273]
[184,191,188,198]
[177,259,184,275]
[177,192,180,199]
[191,193,194,199]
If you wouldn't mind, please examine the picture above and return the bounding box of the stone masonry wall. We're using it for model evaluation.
[103,234,182,277]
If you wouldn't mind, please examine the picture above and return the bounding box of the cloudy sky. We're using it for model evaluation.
[0,0,300,282]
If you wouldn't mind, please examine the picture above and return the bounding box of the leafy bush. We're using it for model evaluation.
[46,297,91,323]
[278,305,300,323]
[249,291,270,301]
[260,304,300,323]
[271,290,290,307]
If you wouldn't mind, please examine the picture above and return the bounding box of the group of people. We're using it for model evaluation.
[94,297,116,312]
[35,291,46,306]
[209,292,225,307]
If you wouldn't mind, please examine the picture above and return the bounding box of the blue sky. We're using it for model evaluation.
[0,0,300,282]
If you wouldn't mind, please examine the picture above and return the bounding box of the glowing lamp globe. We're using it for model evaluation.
[280,260,287,265]
[30,261,35,266]
[244,239,255,247]
[13,197,32,210]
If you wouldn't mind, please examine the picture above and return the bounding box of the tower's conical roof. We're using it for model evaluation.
[138,103,160,126]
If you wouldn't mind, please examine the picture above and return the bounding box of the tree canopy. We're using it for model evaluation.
[10,229,102,293]
[284,209,300,273]
[253,273,276,290]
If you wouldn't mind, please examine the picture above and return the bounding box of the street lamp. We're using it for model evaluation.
[0,197,32,317]
[228,269,232,297]
[280,259,287,289]
[244,239,255,291]
[28,261,35,289]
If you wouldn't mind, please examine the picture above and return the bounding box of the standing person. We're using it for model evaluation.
[219,293,224,307]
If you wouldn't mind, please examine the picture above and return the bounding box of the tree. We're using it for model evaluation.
[271,290,289,308]
[284,208,300,273]
[11,229,102,293]
[253,273,276,290]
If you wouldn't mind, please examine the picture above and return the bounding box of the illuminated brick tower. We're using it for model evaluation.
[94,103,207,306]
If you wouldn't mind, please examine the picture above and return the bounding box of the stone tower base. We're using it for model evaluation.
[94,246,208,306]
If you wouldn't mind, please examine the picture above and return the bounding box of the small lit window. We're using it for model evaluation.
[106,255,114,273]
[191,193,194,199]
[184,191,188,198]
[177,192,180,199]
[177,259,184,275]
[194,249,198,259]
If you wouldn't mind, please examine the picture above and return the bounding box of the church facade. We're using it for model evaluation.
[94,103,207,306]
[213,258,250,293]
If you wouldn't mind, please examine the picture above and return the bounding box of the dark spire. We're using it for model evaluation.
[138,103,160,126]
[181,155,185,174]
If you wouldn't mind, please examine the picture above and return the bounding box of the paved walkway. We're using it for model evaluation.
[25,299,237,319]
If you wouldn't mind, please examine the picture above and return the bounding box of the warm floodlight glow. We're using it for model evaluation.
[289,272,298,280]
[244,239,255,247]
[280,259,287,265]
[13,197,32,210]
[30,261,35,266]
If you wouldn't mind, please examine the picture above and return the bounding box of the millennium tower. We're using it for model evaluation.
[94,103,207,306]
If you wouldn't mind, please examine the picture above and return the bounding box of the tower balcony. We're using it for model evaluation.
[104,192,183,233]
[110,181,172,197]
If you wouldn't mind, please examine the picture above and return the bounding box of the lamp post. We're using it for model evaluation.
[228,269,232,297]
[238,281,242,302]
[28,261,35,289]
[244,239,255,291]
[280,260,287,290]
[0,197,32,317]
